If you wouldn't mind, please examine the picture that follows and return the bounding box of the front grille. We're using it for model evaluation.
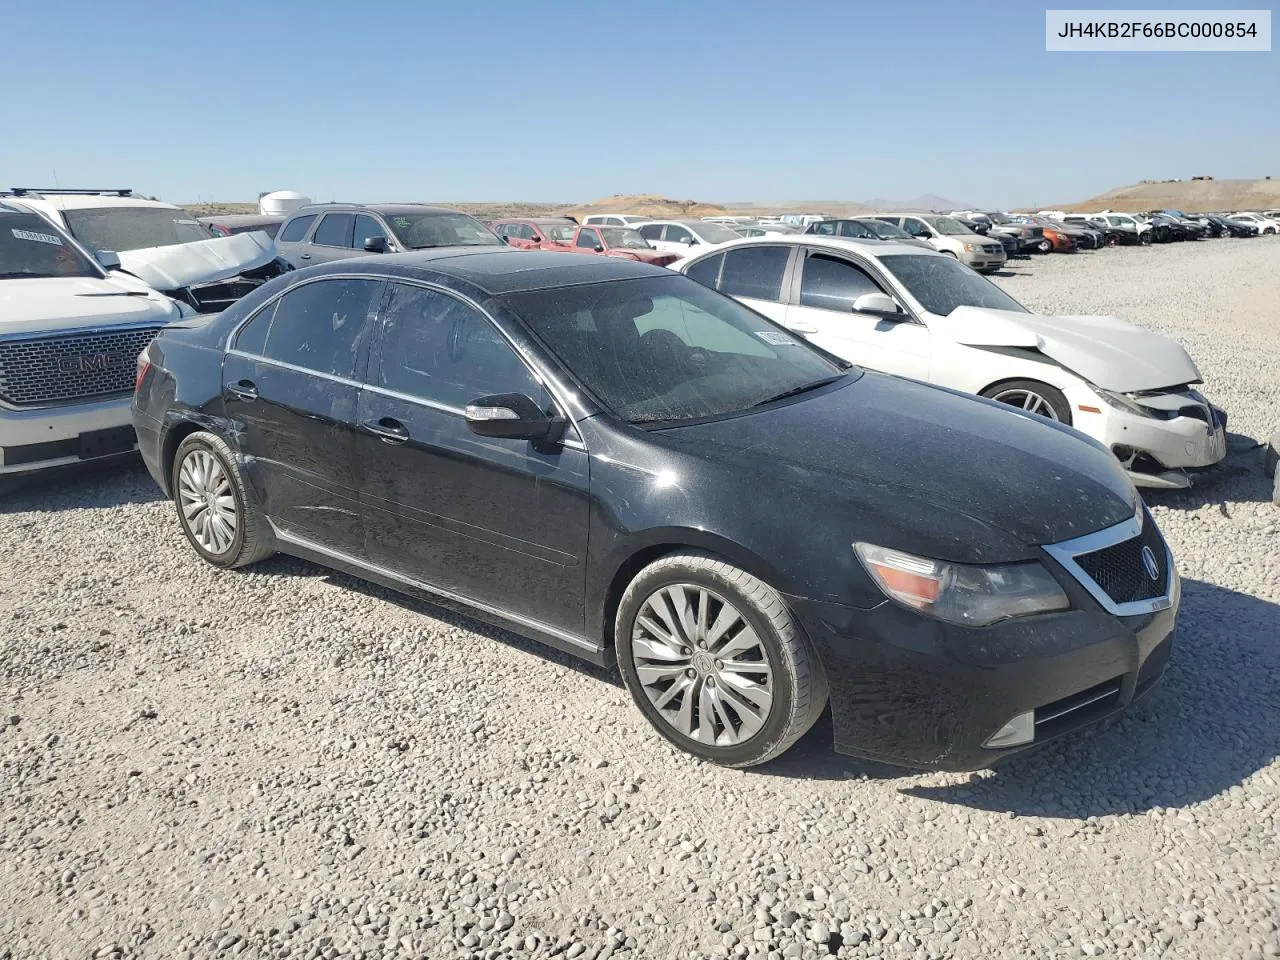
[0,327,162,407]
[983,244,1003,255]
[1074,508,1168,605]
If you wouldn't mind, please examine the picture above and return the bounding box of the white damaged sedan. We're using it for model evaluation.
[676,235,1226,488]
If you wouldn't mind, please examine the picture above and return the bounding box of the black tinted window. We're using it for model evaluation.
[313,213,355,248]
[234,300,275,355]
[638,223,663,241]
[718,246,789,301]
[254,279,379,377]
[575,229,599,249]
[811,222,836,235]
[684,252,723,288]
[354,215,386,249]
[278,215,316,243]
[799,254,882,310]
[377,283,540,408]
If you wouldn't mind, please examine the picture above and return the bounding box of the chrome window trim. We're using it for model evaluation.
[1042,507,1175,618]
[224,272,382,352]
[225,349,364,389]
[269,523,600,656]
[363,383,465,417]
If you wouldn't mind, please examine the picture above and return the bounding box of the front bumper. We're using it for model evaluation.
[790,576,1177,771]
[959,251,1007,271]
[1,395,138,476]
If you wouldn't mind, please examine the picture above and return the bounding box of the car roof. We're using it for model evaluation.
[690,234,942,261]
[199,214,283,225]
[16,194,184,212]
[302,248,668,295]
[290,203,465,217]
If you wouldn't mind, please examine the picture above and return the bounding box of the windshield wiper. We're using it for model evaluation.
[752,374,846,408]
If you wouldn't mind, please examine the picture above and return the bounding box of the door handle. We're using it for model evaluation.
[298,253,311,260]
[787,320,818,334]
[228,379,258,401]
[361,417,409,444]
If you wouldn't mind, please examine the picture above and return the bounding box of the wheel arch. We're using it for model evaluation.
[595,530,793,652]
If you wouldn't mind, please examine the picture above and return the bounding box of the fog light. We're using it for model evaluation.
[984,711,1034,749]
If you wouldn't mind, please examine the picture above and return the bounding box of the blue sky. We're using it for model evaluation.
[1,1,1274,208]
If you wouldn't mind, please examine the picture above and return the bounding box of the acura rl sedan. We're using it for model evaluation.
[133,251,1178,770]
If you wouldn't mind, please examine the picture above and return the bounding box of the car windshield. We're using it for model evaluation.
[385,212,503,249]
[500,274,848,425]
[0,212,100,279]
[880,254,1028,317]
[600,227,652,250]
[857,219,913,240]
[62,206,215,251]
[986,212,1013,224]
[691,222,742,244]
[541,223,577,242]
[925,216,972,236]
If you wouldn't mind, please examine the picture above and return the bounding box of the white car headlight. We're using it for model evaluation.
[1097,389,1177,420]
[854,542,1069,626]
[962,242,978,252]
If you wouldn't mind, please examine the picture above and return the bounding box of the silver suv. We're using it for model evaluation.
[1,202,180,478]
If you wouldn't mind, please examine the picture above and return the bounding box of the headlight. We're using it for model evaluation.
[962,242,978,252]
[1097,389,1163,419]
[854,542,1068,626]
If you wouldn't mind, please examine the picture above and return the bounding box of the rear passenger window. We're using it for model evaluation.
[376,283,541,408]
[718,246,789,301]
[278,215,316,243]
[799,254,881,310]
[638,223,663,241]
[812,222,836,235]
[253,279,380,378]
[313,213,355,248]
[684,252,723,288]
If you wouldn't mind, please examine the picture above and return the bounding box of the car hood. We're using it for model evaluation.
[0,277,180,335]
[116,232,278,290]
[928,307,1202,392]
[654,373,1137,562]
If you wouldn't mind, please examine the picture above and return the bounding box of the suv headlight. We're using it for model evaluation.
[1097,389,1175,420]
[962,242,978,252]
[854,542,1068,626]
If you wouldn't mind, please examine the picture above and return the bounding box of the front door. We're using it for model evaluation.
[355,281,590,638]
[783,250,932,382]
[222,276,382,553]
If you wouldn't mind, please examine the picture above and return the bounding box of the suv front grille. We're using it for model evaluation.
[0,327,162,407]
[1072,507,1169,605]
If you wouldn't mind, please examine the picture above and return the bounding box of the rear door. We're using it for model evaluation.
[355,281,590,637]
[710,244,793,326]
[222,277,383,554]
[274,213,318,268]
[782,250,932,380]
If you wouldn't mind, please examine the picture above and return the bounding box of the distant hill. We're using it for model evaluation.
[859,194,969,212]
[1055,178,1280,214]
[565,194,730,219]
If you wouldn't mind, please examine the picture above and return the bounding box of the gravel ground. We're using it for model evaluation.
[2,238,1278,960]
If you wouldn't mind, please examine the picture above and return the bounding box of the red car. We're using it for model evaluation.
[568,225,680,266]
[489,217,578,250]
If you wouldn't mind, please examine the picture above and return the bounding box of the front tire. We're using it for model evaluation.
[172,431,274,569]
[981,380,1072,425]
[616,551,826,767]
[1036,238,1053,254]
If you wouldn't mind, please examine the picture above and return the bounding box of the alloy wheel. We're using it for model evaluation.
[988,388,1062,420]
[631,583,774,746]
[178,449,238,554]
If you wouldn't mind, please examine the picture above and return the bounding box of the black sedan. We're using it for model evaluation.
[132,251,1179,770]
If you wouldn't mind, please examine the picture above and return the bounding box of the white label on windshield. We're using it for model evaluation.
[173,218,200,225]
[11,228,63,245]
[755,330,795,345]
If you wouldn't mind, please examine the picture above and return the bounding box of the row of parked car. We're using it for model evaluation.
[2,182,1248,769]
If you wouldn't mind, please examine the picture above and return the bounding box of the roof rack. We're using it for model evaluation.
[6,187,133,197]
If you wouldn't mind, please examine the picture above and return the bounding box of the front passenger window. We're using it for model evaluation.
[799,255,882,311]
[638,224,663,241]
[575,229,600,249]
[376,283,542,409]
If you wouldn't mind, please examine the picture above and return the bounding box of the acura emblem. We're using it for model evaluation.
[1141,545,1160,581]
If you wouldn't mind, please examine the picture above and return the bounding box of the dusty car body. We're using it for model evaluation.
[489,218,579,251]
[568,225,681,266]
[4,189,290,314]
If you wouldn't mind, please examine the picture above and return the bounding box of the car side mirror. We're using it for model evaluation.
[95,250,122,270]
[465,393,566,443]
[593,244,605,252]
[852,292,903,318]
[683,236,696,245]
[363,236,389,253]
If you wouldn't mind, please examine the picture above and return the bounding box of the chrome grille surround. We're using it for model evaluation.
[1042,504,1178,618]
[0,323,163,408]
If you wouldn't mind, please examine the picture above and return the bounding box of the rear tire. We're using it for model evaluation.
[1036,238,1053,254]
[616,551,827,768]
[981,380,1072,425]
[172,431,274,569]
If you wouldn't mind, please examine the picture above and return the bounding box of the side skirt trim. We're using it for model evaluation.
[268,523,604,663]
